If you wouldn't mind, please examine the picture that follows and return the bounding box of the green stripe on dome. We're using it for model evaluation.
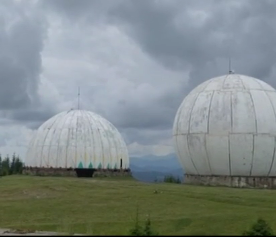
[78,162,83,168]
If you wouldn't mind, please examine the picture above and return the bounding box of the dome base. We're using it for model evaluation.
[183,174,276,189]
[22,167,132,178]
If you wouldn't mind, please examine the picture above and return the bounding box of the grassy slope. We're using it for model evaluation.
[0,175,276,235]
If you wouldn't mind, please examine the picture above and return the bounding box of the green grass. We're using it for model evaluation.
[0,175,276,235]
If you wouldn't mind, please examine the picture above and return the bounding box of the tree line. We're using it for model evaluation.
[0,153,24,176]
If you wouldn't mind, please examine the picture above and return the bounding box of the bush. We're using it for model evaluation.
[143,217,158,236]
[163,175,181,184]
[242,218,274,236]
[129,208,159,236]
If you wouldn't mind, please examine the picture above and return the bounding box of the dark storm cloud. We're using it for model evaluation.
[10,108,57,129]
[109,0,276,89]
[42,0,276,107]
[41,0,121,23]
[19,0,276,148]
[110,87,185,131]
[0,2,44,109]
[0,1,56,127]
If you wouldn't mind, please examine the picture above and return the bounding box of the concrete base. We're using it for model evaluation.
[184,174,276,189]
[22,167,132,178]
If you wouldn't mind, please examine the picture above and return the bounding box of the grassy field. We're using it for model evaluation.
[0,175,276,235]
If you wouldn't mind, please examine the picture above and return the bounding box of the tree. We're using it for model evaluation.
[0,153,24,176]
[0,154,2,176]
[1,155,10,176]
[243,218,274,236]
[14,155,23,174]
[11,153,16,175]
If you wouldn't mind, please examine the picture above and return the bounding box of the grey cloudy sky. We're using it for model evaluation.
[1,0,276,158]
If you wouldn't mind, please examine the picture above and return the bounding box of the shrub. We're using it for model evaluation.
[129,208,158,236]
[143,216,158,236]
[163,175,181,184]
[242,218,274,236]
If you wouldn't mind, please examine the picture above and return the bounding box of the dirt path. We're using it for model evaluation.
[0,228,84,236]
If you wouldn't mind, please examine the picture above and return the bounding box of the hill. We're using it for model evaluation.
[129,153,183,183]
[1,175,276,235]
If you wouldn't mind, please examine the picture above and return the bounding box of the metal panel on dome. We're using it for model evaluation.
[77,132,86,167]
[102,122,113,169]
[204,77,225,91]
[187,134,211,175]
[92,127,102,169]
[175,92,199,134]
[251,90,276,134]
[101,132,110,169]
[189,91,213,134]
[96,122,108,168]
[56,114,72,168]
[239,75,264,90]
[230,134,253,176]
[116,147,123,169]
[110,132,120,168]
[65,128,74,167]
[174,135,198,175]
[209,91,231,134]
[43,128,58,167]
[82,112,93,168]
[267,148,276,176]
[49,146,58,168]
[231,91,256,133]
[40,145,48,167]
[266,91,276,111]
[57,128,69,168]
[66,142,75,168]
[206,135,230,175]
[223,74,244,90]
[251,135,275,176]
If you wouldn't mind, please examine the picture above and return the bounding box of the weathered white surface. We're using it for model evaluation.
[25,109,129,169]
[173,74,276,176]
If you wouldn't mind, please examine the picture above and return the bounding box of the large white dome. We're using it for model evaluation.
[25,109,129,169]
[173,73,276,177]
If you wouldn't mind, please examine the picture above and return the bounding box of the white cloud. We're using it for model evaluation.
[0,124,34,161]
[34,15,188,157]
[128,140,174,157]
[0,5,188,159]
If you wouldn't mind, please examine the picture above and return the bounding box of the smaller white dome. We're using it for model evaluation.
[25,109,129,169]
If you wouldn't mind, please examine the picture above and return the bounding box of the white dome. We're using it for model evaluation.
[25,109,129,169]
[173,74,276,177]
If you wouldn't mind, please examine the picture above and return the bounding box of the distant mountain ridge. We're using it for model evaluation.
[129,153,183,183]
